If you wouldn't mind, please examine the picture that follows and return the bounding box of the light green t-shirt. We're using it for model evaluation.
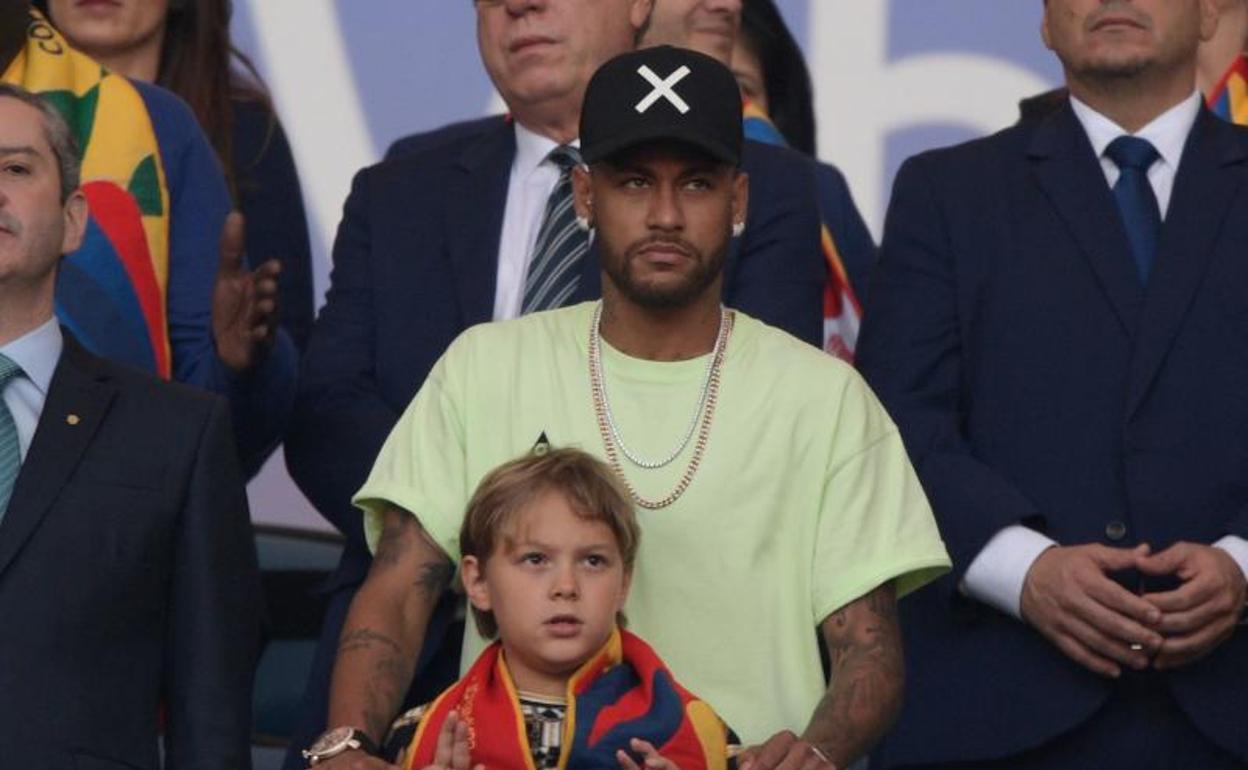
[355,301,949,744]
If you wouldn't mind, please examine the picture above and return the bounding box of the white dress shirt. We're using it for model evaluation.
[0,317,63,462]
[963,92,1248,617]
[492,123,581,321]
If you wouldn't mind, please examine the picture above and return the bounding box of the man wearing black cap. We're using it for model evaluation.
[310,46,949,770]
[286,2,829,762]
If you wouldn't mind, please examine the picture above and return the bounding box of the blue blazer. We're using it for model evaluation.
[858,104,1248,765]
[281,115,825,762]
[0,334,260,769]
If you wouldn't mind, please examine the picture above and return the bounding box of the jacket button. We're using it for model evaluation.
[1105,520,1128,541]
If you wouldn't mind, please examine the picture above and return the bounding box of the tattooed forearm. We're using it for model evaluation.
[804,582,904,768]
[329,506,450,741]
[363,649,416,741]
[338,628,403,657]
[335,626,415,740]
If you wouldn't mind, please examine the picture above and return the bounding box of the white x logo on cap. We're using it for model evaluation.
[635,65,692,114]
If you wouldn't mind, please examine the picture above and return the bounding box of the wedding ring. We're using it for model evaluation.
[810,746,833,765]
[1129,643,1145,651]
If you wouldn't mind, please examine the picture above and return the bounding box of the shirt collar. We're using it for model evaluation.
[0,317,62,397]
[512,121,580,178]
[1069,90,1202,168]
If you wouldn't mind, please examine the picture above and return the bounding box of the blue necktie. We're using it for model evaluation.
[0,353,23,525]
[1105,136,1162,284]
[523,145,589,313]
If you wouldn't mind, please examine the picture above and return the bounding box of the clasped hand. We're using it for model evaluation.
[1021,541,1246,676]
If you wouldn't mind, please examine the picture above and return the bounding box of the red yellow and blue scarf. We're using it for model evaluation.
[1207,54,1248,126]
[3,10,173,377]
[402,628,730,770]
[743,99,861,362]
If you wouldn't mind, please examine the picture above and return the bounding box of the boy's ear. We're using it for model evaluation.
[461,556,493,613]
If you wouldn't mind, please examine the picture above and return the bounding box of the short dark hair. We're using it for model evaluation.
[0,83,81,202]
[460,447,640,639]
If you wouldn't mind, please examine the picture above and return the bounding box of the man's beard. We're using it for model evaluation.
[601,235,726,310]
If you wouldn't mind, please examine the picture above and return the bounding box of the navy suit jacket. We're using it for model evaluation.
[858,104,1248,765]
[0,334,260,770]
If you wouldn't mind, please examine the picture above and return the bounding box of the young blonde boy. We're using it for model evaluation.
[383,448,732,770]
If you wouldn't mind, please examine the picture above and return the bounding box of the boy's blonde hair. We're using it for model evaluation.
[460,447,640,638]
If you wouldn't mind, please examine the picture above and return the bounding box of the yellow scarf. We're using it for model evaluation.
[2,10,172,376]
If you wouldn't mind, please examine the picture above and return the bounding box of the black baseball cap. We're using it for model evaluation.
[580,45,743,166]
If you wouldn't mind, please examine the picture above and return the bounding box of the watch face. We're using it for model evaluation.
[310,726,355,754]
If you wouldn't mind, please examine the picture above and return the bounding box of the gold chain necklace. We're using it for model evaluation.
[588,302,733,510]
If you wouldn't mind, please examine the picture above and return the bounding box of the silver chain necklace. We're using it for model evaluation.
[588,302,732,510]
[590,302,727,468]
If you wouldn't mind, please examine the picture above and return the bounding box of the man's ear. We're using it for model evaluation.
[572,165,594,226]
[461,556,493,613]
[60,190,88,255]
[1040,7,1054,52]
[1199,0,1220,42]
[731,170,748,232]
[629,0,654,34]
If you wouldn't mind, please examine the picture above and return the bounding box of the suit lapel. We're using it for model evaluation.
[1126,110,1248,417]
[0,334,115,578]
[1027,104,1144,337]
[446,118,515,327]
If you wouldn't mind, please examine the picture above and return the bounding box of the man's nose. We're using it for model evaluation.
[647,184,685,231]
[503,0,546,15]
[705,0,743,15]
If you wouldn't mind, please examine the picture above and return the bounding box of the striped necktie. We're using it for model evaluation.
[0,353,23,525]
[523,145,589,313]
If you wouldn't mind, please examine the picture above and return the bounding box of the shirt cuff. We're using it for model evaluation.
[1214,536,1248,584]
[961,525,1057,619]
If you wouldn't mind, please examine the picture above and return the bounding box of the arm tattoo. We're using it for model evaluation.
[804,583,904,768]
[338,628,402,657]
[373,509,421,569]
[373,508,453,594]
[337,627,414,740]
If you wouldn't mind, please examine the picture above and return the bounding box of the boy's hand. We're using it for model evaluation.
[616,738,681,770]
[421,712,483,770]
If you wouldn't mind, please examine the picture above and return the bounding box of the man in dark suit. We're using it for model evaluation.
[858,1,1248,768]
[0,83,260,769]
[282,1,827,765]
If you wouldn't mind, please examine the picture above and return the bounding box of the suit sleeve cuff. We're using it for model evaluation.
[961,525,1057,619]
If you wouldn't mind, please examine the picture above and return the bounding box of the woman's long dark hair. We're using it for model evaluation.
[740,0,817,156]
[37,0,271,195]
[159,0,270,193]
